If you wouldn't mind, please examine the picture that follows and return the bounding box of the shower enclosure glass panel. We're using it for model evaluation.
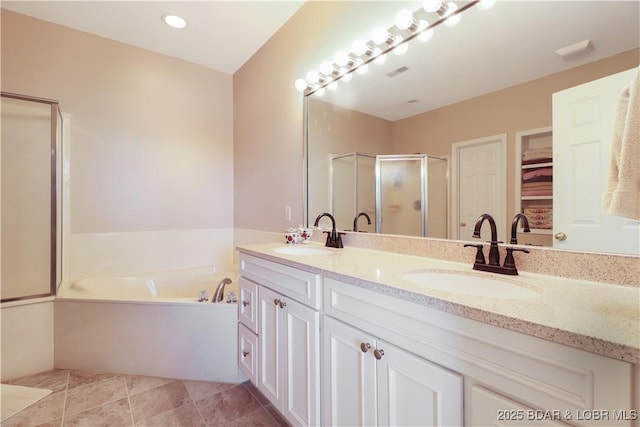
[1,94,60,302]
[330,153,375,232]
[376,155,447,237]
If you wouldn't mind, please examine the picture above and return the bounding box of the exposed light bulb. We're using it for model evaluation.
[444,2,461,27]
[335,51,349,67]
[395,9,414,30]
[294,79,308,92]
[374,53,387,65]
[477,0,496,10]
[356,63,369,75]
[394,41,408,55]
[423,0,443,13]
[306,70,320,84]
[352,39,368,56]
[320,61,335,76]
[417,27,434,42]
[372,26,390,45]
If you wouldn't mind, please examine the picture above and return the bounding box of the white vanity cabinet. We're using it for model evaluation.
[323,276,635,427]
[322,315,463,426]
[238,254,321,427]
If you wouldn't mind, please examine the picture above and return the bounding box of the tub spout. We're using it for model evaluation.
[213,278,232,303]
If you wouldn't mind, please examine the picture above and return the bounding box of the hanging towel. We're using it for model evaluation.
[602,67,640,220]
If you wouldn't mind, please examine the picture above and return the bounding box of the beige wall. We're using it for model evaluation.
[392,49,639,237]
[1,10,233,233]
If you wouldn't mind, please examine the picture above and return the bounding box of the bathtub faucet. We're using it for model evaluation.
[212,278,232,303]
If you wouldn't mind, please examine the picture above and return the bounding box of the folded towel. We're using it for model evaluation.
[523,175,553,183]
[522,157,553,165]
[522,182,553,190]
[524,206,553,214]
[522,189,553,196]
[522,167,553,181]
[602,67,640,220]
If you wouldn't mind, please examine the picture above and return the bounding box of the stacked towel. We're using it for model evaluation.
[522,136,553,165]
[602,67,640,220]
[523,206,553,229]
[522,166,552,196]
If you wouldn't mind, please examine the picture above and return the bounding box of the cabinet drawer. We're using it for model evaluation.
[238,324,258,385]
[240,254,322,309]
[238,277,258,333]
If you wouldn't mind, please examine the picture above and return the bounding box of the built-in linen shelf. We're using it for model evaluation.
[521,161,553,170]
[515,126,553,246]
[521,196,552,201]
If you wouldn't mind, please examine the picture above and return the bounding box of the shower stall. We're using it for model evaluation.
[329,152,448,237]
[1,92,63,302]
[376,154,448,237]
[330,152,376,232]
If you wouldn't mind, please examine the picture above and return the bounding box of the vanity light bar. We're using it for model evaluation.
[295,0,492,96]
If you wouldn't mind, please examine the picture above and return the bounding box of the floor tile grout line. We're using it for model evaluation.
[183,380,209,427]
[58,370,70,427]
[124,376,136,427]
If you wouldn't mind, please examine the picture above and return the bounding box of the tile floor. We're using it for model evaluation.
[1,369,289,427]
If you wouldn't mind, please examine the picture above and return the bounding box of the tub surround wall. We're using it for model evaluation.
[1,300,54,381]
[67,228,235,282]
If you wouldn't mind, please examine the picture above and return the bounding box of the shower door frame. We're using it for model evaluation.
[329,152,376,231]
[1,91,61,303]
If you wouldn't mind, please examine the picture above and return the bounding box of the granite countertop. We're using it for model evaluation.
[237,242,640,364]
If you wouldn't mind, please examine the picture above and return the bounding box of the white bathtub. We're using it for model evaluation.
[59,265,240,302]
[54,265,246,383]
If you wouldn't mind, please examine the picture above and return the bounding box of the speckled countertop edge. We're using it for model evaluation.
[237,242,640,364]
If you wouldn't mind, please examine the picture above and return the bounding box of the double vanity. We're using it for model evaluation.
[236,237,639,426]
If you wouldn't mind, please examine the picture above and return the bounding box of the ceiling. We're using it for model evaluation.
[1,0,306,74]
[2,1,639,120]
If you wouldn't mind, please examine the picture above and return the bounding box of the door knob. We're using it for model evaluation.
[360,342,371,353]
[374,348,385,360]
[242,351,249,357]
[554,232,567,241]
[460,222,467,227]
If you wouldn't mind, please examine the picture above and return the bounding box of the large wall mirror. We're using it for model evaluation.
[304,0,639,255]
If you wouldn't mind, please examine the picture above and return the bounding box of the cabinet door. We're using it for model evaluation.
[469,384,571,426]
[376,340,463,427]
[258,286,283,409]
[322,316,377,427]
[238,323,258,385]
[283,298,320,426]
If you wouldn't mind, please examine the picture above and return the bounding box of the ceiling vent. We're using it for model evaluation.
[386,66,410,78]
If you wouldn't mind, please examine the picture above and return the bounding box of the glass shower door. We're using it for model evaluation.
[376,155,426,236]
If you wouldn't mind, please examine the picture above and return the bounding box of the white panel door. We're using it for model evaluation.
[552,68,639,255]
[258,286,282,409]
[283,298,320,426]
[377,340,463,427]
[453,135,507,242]
[322,316,377,427]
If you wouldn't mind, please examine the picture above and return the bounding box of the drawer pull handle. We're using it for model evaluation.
[242,301,250,307]
[360,342,371,353]
[242,351,249,357]
[374,349,385,360]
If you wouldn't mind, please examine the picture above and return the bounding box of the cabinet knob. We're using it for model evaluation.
[360,342,371,353]
[242,351,249,357]
[242,301,250,307]
[374,348,385,360]
[274,298,280,306]
[554,232,567,241]
[279,300,287,309]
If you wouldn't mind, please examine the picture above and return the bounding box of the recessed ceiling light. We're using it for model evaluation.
[162,14,187,29]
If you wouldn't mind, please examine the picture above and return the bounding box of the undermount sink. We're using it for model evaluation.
[402,270,539,299]
[274,245,333,256]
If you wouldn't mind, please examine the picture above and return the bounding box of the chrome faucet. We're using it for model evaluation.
[510,213,531,244]
[212,277,232,303]
[353,212,371,232]
[314,212,345,248]
[464,213,530,275]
